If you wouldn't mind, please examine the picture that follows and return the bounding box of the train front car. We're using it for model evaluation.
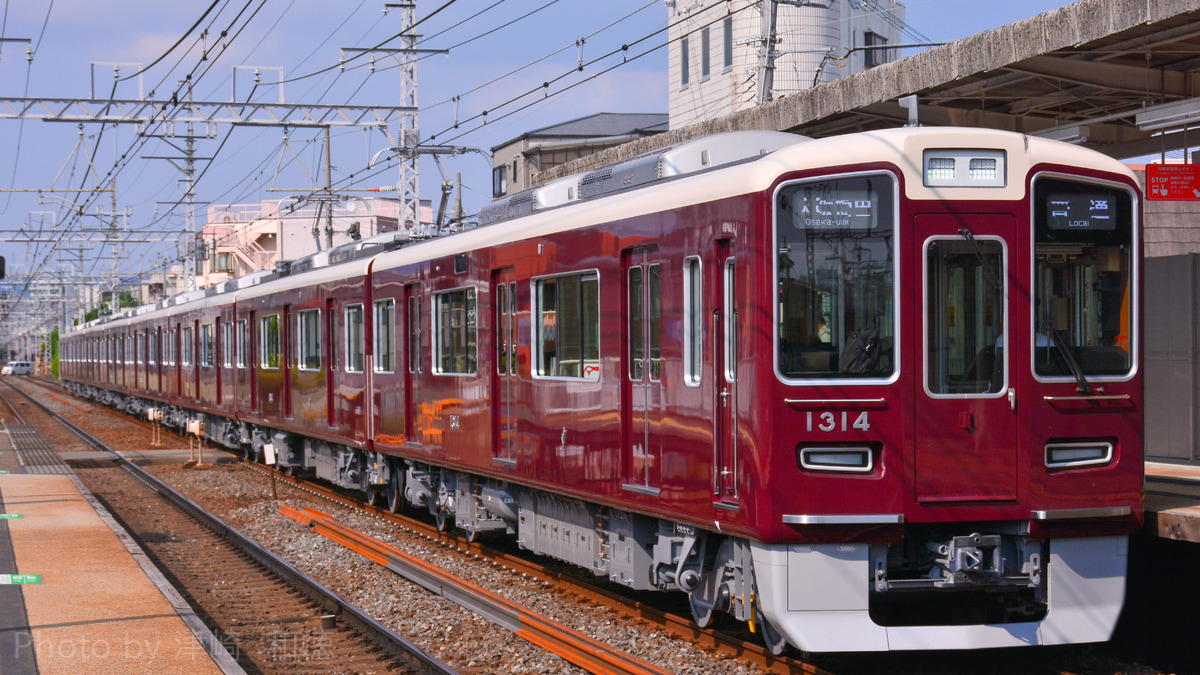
[750,128,1142,652]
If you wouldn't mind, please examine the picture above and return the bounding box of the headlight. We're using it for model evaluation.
[923,149,1007,187]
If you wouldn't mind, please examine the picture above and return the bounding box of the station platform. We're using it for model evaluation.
[0,423,239,674]
[1145,461,1200,543]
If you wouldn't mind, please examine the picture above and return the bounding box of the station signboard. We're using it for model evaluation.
[0,574,41,584]
[1146,164,1200,200]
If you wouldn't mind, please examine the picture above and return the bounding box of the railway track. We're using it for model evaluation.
[0,378,453,675]
[237,459,830,675]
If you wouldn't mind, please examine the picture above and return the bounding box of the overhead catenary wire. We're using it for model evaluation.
[271,0,461,86]
[419,3,756,147]
[1,0,54,215]
[4,0,943,335]
[116,0,224,82]
[170,3,726,230]
[0,0,270,325]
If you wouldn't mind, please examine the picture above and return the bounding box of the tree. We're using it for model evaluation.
[50,329,59,379]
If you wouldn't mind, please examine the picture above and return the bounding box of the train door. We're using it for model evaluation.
[214,319,223,404]
[326,299,337,426]
[151,328,160,393]
[174,325,183,396]
[915,214,1018,502]
[492,268,518,463]
[117,335,125,388]
[249,311,259,414]
[622,247,663,494]
[282,304,292,418]
[714,243,739,502]
[193,320,201,400]
[404,283,421,443]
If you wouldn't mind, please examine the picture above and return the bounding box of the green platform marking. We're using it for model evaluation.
[0,574,41,585]
[0,513,21,519]
[0,471,8,474]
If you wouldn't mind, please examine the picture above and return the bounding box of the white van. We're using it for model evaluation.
[1,361,32,375]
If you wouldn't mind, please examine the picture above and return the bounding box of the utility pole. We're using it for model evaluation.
[325,126,335,249]
[394,2,420,231]
[142,83,208,291]
[756,0,781,106]
[343,2,449,235]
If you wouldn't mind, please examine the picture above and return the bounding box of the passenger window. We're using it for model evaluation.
[434,288,477,374]
[925,238,1006,395]
[298,309,322,370]
[629,267,644,380]
[260,315,280,369]
[345,304,365,373]
[236,320,247,367]
[496,281,517,376]
[201,324,215,367]
[648,264,661,381]
[684,257,702,387]
[181,326,194,366]
[534,272,599,380]
[407,292,421,374]
[222,322,236,368]
[375,300,396,373]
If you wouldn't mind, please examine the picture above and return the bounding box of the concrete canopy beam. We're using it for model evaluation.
[1007,55,1200,97]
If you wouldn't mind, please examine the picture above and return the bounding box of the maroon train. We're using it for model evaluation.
[61,127,1143,653]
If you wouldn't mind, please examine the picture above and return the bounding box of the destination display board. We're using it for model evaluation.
[1146,164,1200,201]
[1046,190,1117,230]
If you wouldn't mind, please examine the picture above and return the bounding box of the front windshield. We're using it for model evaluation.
[1033,177,1134,377]
[776,174,896,379]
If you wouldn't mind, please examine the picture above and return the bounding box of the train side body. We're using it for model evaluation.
[60,127,1143,653]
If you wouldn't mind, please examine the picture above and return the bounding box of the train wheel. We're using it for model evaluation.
[386,471,402,513]
[755,590,788,656]
[435,508,453,532]
[688,592,715,628]
[365,489,378,507]
[759,614,787,656]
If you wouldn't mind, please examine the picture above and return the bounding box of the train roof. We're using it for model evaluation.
[234,254,375,302]
[64,127,1138,340]
[374,126,1138,275]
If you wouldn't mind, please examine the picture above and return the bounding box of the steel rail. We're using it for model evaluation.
[0,385,30,425]
[243,461,831,675]
[1,379,456,675]
[282,504,673,675]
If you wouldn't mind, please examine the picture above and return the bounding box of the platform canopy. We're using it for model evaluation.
[542,0,1200,182]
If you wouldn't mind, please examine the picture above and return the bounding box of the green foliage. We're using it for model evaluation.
[50,329,59,379]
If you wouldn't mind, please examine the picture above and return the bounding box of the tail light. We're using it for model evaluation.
[1044,441,1113,469]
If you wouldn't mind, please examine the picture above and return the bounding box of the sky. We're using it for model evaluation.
[0,0,1080,307]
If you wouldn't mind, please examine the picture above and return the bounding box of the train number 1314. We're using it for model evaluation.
[806,411,871,433]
